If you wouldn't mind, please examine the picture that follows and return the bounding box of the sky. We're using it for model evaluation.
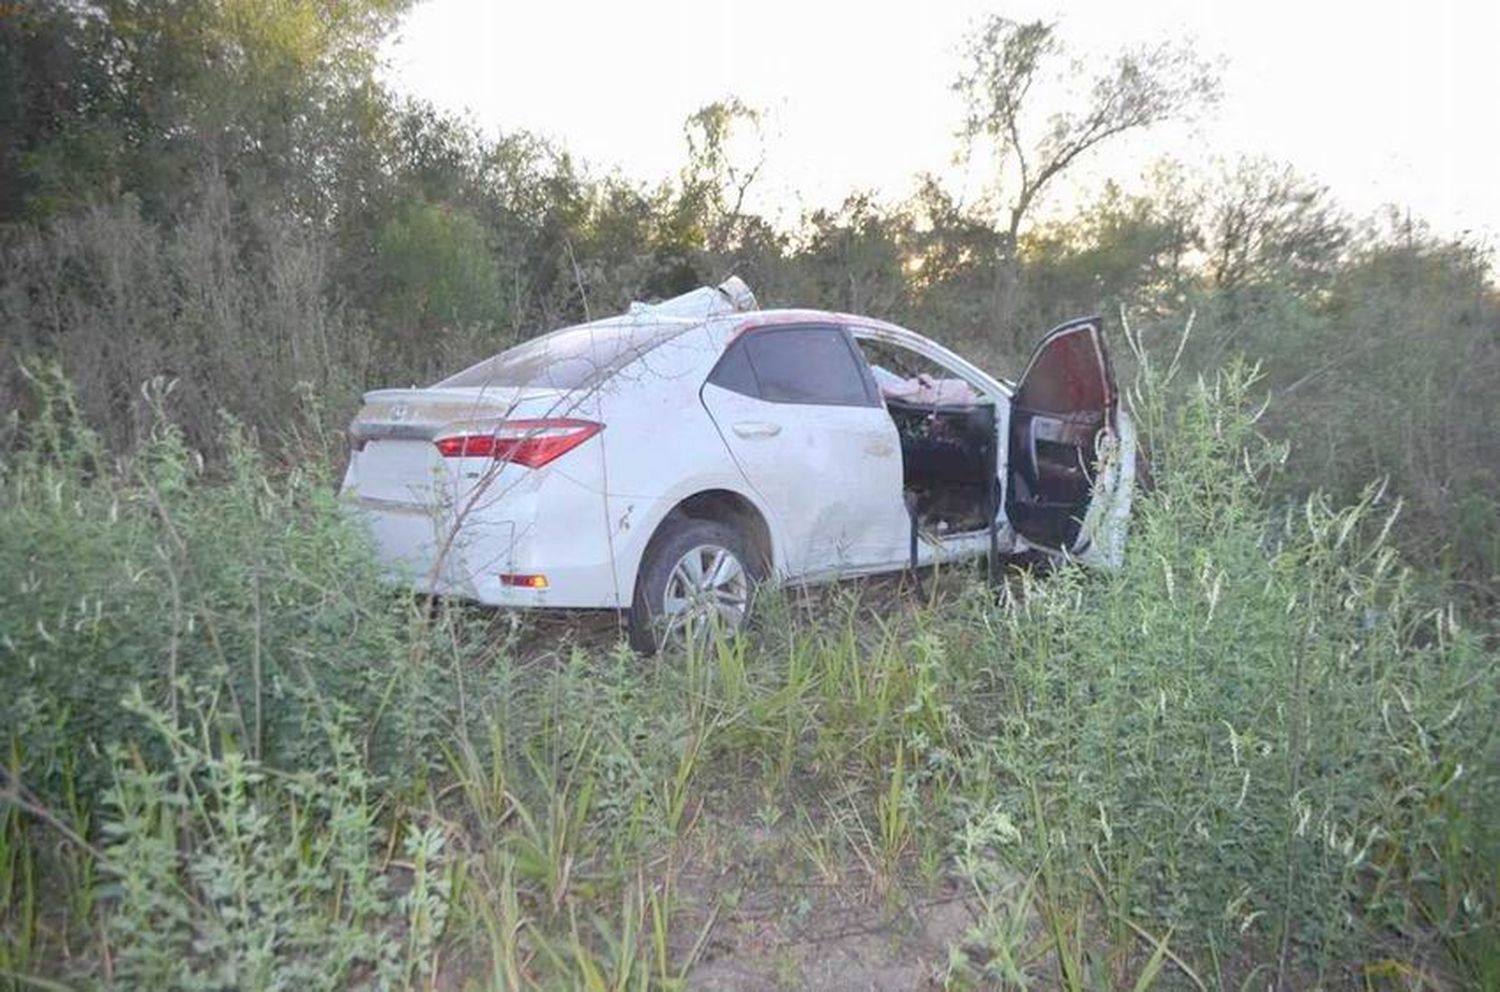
[382,0,1499,244]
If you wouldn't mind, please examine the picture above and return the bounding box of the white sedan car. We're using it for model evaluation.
[341,278,1135,650]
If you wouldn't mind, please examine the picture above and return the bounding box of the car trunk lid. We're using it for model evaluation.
[346,386,568,506]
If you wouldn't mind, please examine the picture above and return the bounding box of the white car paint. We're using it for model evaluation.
[339,278,1135,614]
[699,378,911,577]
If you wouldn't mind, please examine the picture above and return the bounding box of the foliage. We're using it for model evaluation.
[0,0,410,224]
[1022,175,1197,325]
[1201,157,1351,294]
[961,352,1498,984]
[0,180,370,453]
[681,96,766,250]
[0,5,1498,987]
[375,197,508,339]
[2,351,1495,988]
[0,367,443,804]
[100,697,432,990]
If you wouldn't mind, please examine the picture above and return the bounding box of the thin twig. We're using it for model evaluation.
[563,239,591,322]
[0,772,106,863]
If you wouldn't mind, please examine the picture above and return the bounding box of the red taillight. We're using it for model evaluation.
[434,419,602,469]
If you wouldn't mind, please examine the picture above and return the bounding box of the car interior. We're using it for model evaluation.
[855,339,1001,549]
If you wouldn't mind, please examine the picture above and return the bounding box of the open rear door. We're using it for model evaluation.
[1007,317,1133,561]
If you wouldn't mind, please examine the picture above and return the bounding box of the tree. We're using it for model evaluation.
[1022,177,1197,324]
[375,199,505,335]
[681,97,766,252]
[797,193,916,318]
[0,0,412,223]
[0,3,124,222]
[1202,157,1350,294]
[953,16,1218,341]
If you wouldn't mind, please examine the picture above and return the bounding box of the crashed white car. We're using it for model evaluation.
[341,278,1135,650]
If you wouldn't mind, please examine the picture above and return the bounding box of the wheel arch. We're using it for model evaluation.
[625,487,773,654]
[662,488,774,578]
[622,484,778,602]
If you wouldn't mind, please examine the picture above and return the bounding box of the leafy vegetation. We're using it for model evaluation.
[2,335,1495,988]
[2,2,1497,988]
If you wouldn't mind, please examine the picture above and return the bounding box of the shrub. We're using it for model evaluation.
[0,367,443,806]
[937,351,1499,985]
[98,693,441,990]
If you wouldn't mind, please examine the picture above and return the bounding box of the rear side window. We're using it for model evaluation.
[435,320,687,390]
[708,339,761,396]
[710,325,877,406]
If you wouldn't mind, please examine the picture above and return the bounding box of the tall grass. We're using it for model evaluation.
[0,366,442,800]
[956,353,1499,986]
[0,343,1495,988]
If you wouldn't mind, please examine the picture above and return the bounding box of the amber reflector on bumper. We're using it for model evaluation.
[499,573,548,589]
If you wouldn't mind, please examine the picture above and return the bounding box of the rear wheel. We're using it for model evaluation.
[628,516,759,654]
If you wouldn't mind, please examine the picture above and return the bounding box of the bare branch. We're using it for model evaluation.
[955,17,1220,251]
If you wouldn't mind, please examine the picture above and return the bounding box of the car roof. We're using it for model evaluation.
[699,307,911,343]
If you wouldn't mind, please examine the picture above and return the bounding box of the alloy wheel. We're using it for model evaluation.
[658,543,750,649]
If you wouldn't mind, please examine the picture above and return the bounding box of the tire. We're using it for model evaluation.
[628,515,761,654]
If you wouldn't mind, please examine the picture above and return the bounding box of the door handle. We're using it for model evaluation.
[732,421,782,438]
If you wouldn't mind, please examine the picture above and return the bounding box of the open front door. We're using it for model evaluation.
[1006,316,1127,557]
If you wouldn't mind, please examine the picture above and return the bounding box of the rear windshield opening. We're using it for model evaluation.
[434,320,688,390]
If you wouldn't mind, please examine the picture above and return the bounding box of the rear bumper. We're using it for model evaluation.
[341,471,625,609]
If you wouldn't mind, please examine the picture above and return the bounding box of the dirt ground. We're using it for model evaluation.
[672,827,987,991]
[608,761,1005,992]
[471,565,1033,989]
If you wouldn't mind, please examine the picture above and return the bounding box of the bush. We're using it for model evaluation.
[1,349,1495,988]
[99,694,445,990]
[0,367,444,805]
[0,183,366,456]
[936,353,1499,985]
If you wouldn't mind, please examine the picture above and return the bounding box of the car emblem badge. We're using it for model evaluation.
[390,403,411,422]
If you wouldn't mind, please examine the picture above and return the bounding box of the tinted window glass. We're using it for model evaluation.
[706,339,761,397]
[740,327,874,406]
[435,320,686,390]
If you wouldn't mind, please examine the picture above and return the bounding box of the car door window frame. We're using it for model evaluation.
[707,323,881,407]
[847,326,1006,403]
